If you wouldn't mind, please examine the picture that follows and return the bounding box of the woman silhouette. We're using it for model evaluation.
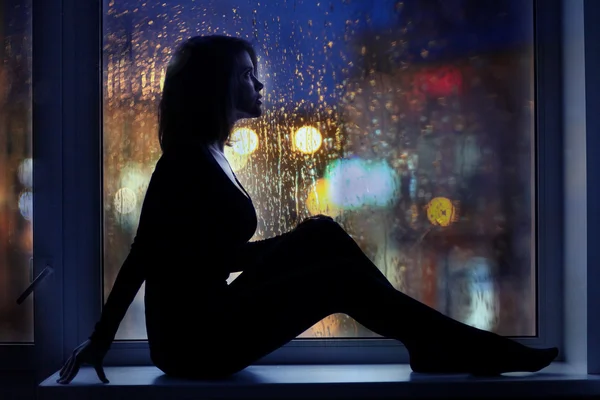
[57,35,557,383]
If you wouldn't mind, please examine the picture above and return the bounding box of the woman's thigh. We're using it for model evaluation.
[208,221,394,375]
[232,219,345,282]
[206,255,371,377]
[231,218,388,294]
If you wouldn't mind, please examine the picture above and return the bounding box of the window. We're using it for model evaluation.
[0,0,33,344]
[103,0,536,342]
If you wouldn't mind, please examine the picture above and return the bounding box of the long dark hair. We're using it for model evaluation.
[158,35,258,152]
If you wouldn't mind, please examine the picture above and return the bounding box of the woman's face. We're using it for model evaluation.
[234,51,264,120]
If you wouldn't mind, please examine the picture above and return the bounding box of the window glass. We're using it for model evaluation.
[103,0,535,340]
[0,0,33,343]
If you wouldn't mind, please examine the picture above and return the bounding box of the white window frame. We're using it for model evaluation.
[32,0,600,374]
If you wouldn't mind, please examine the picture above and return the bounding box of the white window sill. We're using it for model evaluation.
[38,363,600,400]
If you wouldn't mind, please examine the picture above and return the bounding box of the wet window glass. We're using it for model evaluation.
[103,0,535,340]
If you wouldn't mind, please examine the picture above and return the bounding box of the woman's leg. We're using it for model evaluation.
[201,219,557,378]
[230,217,394,289]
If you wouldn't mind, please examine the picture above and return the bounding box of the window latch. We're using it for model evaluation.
[16,258,54,305]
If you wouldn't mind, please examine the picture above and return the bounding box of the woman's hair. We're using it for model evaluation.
[158,35,258,152]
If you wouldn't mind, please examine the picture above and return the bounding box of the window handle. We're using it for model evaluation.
[16,260,54,305]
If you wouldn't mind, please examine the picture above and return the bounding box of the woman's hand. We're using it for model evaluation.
[57,339,110,384]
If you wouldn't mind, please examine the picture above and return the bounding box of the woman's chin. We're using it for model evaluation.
[236,107,263,120]
[252,104,263,117]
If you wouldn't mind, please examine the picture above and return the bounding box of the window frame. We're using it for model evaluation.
[53,0,567,367]
[0,0,64,379]
[583,0,600,374]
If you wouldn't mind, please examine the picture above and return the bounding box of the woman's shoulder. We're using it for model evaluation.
[151,144,218,185]
[157,143,211,168]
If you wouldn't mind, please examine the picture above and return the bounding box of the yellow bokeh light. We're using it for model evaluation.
[231,128,259,155]
[223,148,249,172]
[224,128,259,172]
[294,125,322,154]
[306,178,341,218]
[425,197,457,227]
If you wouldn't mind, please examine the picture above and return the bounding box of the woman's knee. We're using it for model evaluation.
[297,217,348,239]
[294,218,365,261]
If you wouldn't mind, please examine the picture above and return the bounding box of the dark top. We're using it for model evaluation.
[90,142,267,349]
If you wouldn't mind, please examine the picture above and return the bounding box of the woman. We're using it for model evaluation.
[57,35,557,384]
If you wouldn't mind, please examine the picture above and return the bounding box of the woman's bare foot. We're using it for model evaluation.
[408,329,558,376]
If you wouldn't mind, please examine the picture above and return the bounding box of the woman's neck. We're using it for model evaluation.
[208,141,225,153]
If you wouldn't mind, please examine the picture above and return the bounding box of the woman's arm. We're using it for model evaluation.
[88,243,145,350]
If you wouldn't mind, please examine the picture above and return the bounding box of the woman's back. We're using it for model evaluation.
[141,145,256,269]
[143,144,257,295]
[91,142,258,350]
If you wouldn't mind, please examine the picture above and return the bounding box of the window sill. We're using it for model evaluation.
[38,363,600,400]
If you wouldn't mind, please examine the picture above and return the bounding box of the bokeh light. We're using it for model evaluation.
[306,178,342,218]
[18,191,33,221]
[293,126,322,154]
[231,128,259,155]
[324,158,399,209]
[224,127,258,172]
[17,158,33,188]
[426,197,458,227]
[114,187,138,214]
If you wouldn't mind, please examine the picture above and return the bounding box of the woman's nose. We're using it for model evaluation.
[255,79,264,91]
